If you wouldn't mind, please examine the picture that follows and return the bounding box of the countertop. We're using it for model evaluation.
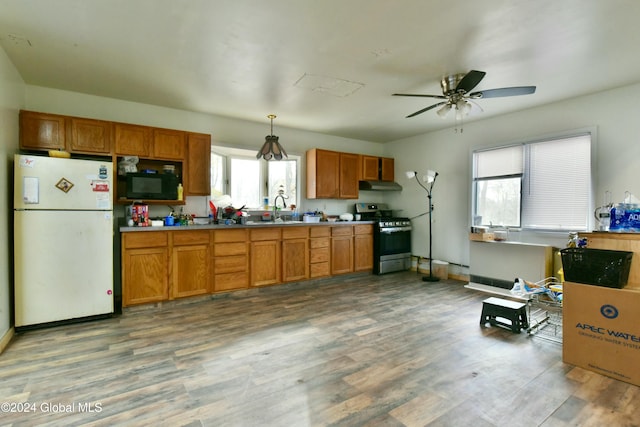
[120,220,375,232]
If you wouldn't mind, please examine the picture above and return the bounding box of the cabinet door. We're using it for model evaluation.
[354,234,374,271]
[282,238,309,282]
[381,157,395,182]
[153,128,186,160]
[251,240,281,286]
[69,117,112,154]
[123,247,169,306]
[361,155,380,181]
[339,153,360,199]
[331,236,354,275]
[307,149,340,198]
[186,132,211,196]
[114,123,152,156]
[19,110,66,151]
[172,244,210,298]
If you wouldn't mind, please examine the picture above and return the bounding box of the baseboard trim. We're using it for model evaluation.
[0,327,14,355]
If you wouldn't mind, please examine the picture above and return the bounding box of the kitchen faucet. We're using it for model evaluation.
[273,187,288,220]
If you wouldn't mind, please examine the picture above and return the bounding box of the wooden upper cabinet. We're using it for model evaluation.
[361,155,380,181]
[339,152,359,199]
[361,155,395,182]
[186,132,211,196]
[381,157,394,182]
[153,128,186,160]
[69,117,112,154]
[114,123,152,157]
[307,149,360,199]
[307,149,340,199]
[19,110,66,151]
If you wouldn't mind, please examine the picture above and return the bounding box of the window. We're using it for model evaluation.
[210,151,225,198]
[472,133,592,231]
[210,146,299,209]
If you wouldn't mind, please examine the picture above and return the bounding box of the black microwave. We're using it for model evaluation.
[126,173,179,200]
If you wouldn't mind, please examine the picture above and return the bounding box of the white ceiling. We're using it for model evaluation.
[2,0,640,143]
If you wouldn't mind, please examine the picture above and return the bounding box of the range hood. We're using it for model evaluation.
[358,180,403,191]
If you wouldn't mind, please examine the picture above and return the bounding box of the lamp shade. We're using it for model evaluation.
[436,103,452,118]
[257,135,287,160]
[256,114,288,161]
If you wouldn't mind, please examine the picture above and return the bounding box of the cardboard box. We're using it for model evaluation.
[563,281,640,386]
[469,232,494,242]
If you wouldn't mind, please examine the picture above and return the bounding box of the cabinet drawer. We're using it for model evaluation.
[251,228,282,241]
[354,224,373,235]
[215,271,249,291]
[310,237,330,249]
[214,229,248,243]
[282,227,309,239]
[172,230,210,246]
[214,254,247,273]
[214,242,247,256]
[310,262,330,278]
[123,231,167,249]
[310,247,330,263]
[331,226,353,237]
[310,227,331,237]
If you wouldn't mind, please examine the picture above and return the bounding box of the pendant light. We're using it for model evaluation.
[256,114,288,161]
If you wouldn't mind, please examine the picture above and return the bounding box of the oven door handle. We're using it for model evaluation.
[380,226,412,233]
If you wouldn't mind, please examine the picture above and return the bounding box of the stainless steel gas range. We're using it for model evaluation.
[355,203,412,275]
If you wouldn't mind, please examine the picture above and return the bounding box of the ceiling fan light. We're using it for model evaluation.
[436,104,452,118]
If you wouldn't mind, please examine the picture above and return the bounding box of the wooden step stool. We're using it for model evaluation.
[480,297,529,333]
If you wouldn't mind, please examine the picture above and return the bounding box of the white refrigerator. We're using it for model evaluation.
[14,154,114,328]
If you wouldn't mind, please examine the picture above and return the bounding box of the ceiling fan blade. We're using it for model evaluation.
[406,101,448,118]
[455,70,486,93]
[393,93,447,100]
[470,86,536,99]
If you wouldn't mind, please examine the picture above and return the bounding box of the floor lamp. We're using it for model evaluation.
[406,170,439,282]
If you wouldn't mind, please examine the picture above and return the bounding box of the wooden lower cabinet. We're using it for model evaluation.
[331,226,354,275]
[250,228,282,287]
[354,224,374,271]
[122,231,169,306]
[310,227,331,278]
[213,229,249,292]
[282,227,309,282]
[121,224,373,306]
[171,230,210,298]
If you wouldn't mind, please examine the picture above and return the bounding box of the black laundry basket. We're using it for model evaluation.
[561,247,633,288]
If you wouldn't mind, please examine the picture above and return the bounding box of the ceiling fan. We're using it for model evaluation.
[393,70,536,119]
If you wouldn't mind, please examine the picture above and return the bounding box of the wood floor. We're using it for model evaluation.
[1,272,639,426]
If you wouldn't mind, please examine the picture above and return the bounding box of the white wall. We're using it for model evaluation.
[25,86,389,218]
[384,83,640,275]
[0,47,25,343]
